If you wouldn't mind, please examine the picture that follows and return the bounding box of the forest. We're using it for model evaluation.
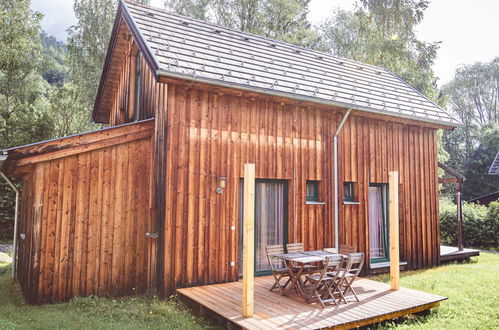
[0,0,497,242]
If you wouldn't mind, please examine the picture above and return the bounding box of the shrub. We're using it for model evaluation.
[439,198,498,250]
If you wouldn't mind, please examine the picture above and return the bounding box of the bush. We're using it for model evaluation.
[440,198,498,250]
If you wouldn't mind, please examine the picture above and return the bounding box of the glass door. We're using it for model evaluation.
[368,184,389,263]
[238,180,288,275]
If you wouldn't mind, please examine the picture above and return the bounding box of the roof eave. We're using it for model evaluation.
[157,69,462,129]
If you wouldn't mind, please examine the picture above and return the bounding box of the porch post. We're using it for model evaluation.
[456,182,463,251]
[242,163,255,317]
[389,171,400,290]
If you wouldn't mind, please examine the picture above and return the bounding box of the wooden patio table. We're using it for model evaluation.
[275,251,341,298]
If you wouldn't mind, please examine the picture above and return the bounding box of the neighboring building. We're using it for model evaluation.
[468,191,499,206]
[488,152,499,175]
[1,1,461,304]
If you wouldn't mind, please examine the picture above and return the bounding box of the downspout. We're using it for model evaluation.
[0,154,19,280]
[333,109,352,250]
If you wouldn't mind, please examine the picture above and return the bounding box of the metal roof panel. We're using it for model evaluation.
[124,1,461,127]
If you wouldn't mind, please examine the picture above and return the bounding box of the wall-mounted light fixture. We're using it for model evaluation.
[216,177,227,194]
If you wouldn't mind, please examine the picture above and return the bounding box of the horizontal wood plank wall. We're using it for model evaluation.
[16,137,152,304]
[160,84,440,295]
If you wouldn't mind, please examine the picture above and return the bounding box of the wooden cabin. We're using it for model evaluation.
[1,1,461,304]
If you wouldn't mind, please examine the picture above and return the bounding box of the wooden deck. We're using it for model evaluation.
[440,245,480,262]
[177,276,446,329]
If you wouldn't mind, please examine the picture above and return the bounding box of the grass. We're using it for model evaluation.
[0,253,497,329]
[370,253,499,329]
[0,254,210,329]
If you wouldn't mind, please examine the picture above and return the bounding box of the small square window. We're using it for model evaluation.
[343,182,355,201]
[306,181,320,202]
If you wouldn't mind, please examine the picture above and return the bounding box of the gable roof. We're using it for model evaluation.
[94,0,461,127]
[489,152,499,175]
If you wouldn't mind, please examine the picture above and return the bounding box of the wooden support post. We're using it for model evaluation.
[456,183,463,251]
[242,163,255,318]
[389,171,400,291]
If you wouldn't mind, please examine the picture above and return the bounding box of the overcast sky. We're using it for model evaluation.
[31,0,499,85]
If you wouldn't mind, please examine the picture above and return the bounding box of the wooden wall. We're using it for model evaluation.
[108,28,155,126]
[157,83,441,295]
[16,135,153,304]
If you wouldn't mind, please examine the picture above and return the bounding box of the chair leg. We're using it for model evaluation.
[343,278,360,302]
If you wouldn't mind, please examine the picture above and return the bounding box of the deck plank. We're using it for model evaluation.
[177,276,446,329]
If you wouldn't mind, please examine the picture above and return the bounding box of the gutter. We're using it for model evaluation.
[0,153,19,280]
[333,109,352,250]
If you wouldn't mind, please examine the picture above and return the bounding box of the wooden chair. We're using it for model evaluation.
[266,245,291,294]
[338,252,365,303]
[286,243,317,275]
[304,257,337,308]
[339,245,356,254]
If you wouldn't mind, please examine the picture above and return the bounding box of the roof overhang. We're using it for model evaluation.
[157,69,460,130]
[1,119,154,177]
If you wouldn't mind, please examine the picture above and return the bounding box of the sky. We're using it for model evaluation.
[31,0,499,85]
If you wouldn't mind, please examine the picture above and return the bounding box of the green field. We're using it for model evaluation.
[0,252,498,329]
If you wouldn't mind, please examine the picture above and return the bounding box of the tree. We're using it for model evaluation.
[0,0,53,148]
[0,0,54,242]
[165,0,319,47]
[66,0,116,116]
[319,0,440,100]
[442,58,499,199]
[48,83,92,138]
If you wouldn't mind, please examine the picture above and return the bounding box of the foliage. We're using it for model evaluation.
[370,253,499,329]
[165,0,320,47]
[67,0,117,115]
[0,264,208,329]
[0,0,54,149]
[40,32,68,86]
[439,198,498,250]
[441,58,499,200]
[48,83,96,138]
[319,0,441,100]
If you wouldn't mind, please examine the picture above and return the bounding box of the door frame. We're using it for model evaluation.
[368,183,390,264]
[238,179,289,277]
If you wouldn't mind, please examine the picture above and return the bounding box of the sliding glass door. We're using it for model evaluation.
[368,184,389,263]
[238,180,288,275]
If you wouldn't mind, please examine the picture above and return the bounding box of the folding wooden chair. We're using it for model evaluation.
[286,242,317,275]
[339,244,356,254]
[304,257,335,307]
[266,245,291,294]
[338,252,365,303]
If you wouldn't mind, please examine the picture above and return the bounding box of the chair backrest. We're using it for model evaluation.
[316,257,330,280]
[344,252,365,278]
[286,242,304,253]
[326,254,343,271]
[323,247,338,254]
[266,245,285,271]
[339,245,356,254]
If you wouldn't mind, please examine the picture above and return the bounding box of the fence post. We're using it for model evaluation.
[242,163,255,317]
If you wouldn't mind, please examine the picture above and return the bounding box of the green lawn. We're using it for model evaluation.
[0,253,498,329]
[0,253,209,330]
[371,253,499,329]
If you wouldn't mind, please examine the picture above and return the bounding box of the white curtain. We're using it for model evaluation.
[238,181,285,274]
[369,186,387,260]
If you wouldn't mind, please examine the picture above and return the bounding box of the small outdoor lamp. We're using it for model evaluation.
[216,177,227,194]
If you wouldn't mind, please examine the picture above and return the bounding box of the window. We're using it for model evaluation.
[306,181,320,202]
[343,182,354,201]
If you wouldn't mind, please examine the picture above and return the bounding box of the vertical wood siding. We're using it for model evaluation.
[159,84,440,295]
[109,42,155,126]
[16,137,152,304]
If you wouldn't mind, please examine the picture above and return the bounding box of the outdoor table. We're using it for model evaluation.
[302,250,342,257]
[275,252,326,297]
